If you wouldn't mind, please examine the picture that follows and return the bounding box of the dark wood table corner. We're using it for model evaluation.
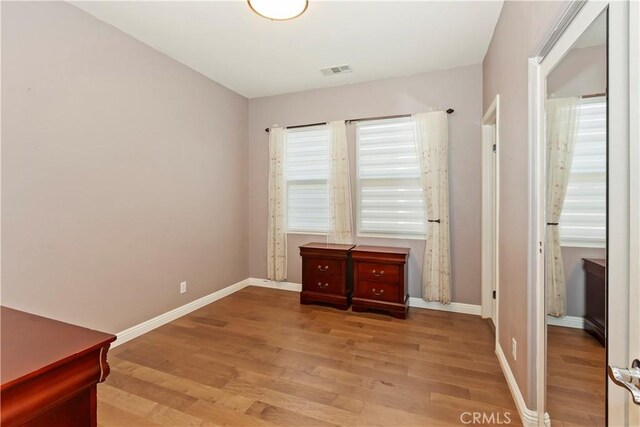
[1,306,116,426]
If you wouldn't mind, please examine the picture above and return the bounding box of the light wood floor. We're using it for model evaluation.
[98,286,520,426]
[547,326,606,427]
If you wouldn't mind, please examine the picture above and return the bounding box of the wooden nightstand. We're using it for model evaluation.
[351,245,410,318]
[299,242,355,309]
[583,258,606,346]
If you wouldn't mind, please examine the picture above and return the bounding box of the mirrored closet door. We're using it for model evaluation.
[545,9,608,427]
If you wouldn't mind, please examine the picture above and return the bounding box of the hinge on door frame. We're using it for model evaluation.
[492,143,497,153]
[492,290,496,299]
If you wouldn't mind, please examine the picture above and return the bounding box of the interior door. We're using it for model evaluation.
[630,2,640,423]
[531,2,637,425]
[607,1,640,425]
[629,3,640,424]
[608,0,640,423]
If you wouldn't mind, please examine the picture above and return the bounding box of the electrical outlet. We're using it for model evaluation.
[512,338,517,361]
[180,281,187,294]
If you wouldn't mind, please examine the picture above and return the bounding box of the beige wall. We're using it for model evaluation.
[1,2,249,333]
[248,64,483,304]
[482,0,569,408]
[562,247,606,317]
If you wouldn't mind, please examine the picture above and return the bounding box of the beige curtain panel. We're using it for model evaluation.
[267,127,287,282]
[414,111,451,304]
[545,97,580,317]
[327,121,354,244]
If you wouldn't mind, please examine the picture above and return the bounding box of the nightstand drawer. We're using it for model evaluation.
[303,257,343,277]
[302,275,343,295]
[357,262,400,284]
[357,281,399,302]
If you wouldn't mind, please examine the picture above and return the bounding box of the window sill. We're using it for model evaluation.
[357,232,426,241]
[287,231,327,236]
[286,231,426,241]
[560,242,606,249]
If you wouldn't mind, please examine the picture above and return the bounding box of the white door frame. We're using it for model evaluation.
[529,1,634,426]
[481,95,500,338]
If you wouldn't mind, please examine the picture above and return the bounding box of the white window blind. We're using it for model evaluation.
[285,126,329,233]
[559,97,606,247]
[357,117,426,237]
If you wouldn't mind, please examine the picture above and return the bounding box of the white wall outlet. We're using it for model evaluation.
[512,338,517,361]
[180,281,187,294]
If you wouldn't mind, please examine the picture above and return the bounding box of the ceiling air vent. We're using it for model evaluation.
[320,64,353,76]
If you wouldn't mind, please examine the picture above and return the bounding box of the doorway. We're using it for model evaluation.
[482,95,499,333]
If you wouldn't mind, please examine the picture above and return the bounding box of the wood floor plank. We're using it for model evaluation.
[547,326,605,427]
[98,384,207,426]
[356,401,450,427]
[185,399,275,427]
[98,401,163,427]
[106,370,198,412]
[245,401,338,427]
[113,360,227,404]
[99,287,522,426]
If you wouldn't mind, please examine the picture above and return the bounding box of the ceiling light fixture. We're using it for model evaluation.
[247,0,308,21]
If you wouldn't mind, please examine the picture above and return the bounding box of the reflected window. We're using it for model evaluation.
[559,96,606,247]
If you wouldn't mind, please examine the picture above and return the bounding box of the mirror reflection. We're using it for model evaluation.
[545,9,607,427]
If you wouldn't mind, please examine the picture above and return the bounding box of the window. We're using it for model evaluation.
[285,125,329,233]
[559,97,606,247]
[356,117,426,237]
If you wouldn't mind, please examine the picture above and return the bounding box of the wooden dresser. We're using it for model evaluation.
[299,242,355,309]
[583,258,606,346]
[0,306,116,426]
[352,245,410,318]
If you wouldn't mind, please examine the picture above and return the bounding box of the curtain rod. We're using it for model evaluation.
[549,92,606,100]
[264,108,454,133]
[582,92,606,99]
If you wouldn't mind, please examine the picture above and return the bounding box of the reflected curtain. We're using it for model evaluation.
[327,121,353,244]
[414,111,451,303]
[546,97,580,317]
[267,127,287,281]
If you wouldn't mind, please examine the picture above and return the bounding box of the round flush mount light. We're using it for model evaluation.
[247,0,308,21]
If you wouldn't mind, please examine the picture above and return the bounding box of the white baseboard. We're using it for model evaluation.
[496,343,550,427]
[408,297,481,316]
[249,278,302,292]
[250,278,481,316]
[113,278,251,347]
[546,315,585,329]
[114,277,482,348]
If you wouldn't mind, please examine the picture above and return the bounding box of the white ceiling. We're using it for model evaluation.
[71,1,504,99]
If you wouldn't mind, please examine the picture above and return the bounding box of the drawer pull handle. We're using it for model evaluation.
[372,288,385,296]
[372,270,384,276]
[317,282,329,289]
[318,265,329,272]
